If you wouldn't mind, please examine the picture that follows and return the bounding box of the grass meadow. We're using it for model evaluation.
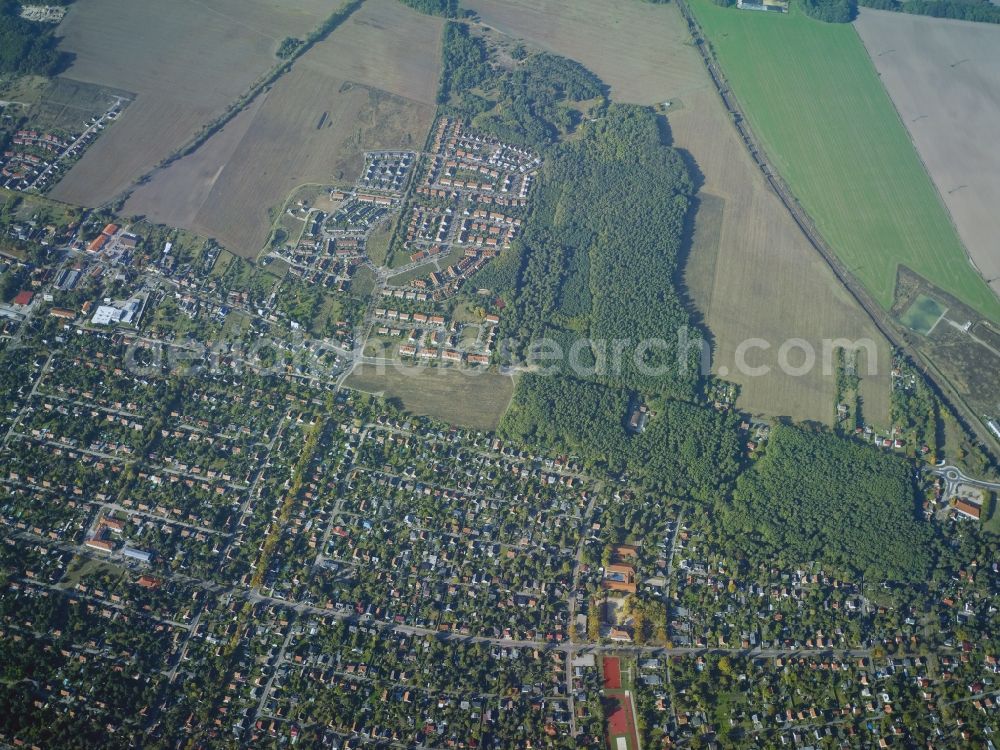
[345,364,515,432]
[688,0,1000,323]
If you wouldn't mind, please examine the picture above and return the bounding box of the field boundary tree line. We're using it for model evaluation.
[397,0,458,16]
[250,418,324,589]
[859,0,1000,24]
[675,0,1000,465]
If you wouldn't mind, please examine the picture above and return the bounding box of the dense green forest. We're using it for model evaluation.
[397,0,458,17]
[500,375,741,500]
[446,19,729,500]
[440,25,697,396]
[437,23,490,107]
[721,425,931,581]
[448,17,935,566]
[438,22,603,148]
[627,401,741,500]
[858,0,1000,23]
[799,0,856,22]
[793,0,1000,24]
[497,105,698,398]
[0,265,27,303]
[0,0,70,76]
[890,369,938,460]
[501,375,630,467]
[477,53,603,145]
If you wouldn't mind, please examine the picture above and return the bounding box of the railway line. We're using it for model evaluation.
[674,0,1000,463]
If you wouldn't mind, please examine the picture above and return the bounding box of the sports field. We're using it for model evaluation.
[602,657,622,690]
[606,697,636,750]
[900,294,947,336]
[688,0,1000,323]
[601,656,639,750]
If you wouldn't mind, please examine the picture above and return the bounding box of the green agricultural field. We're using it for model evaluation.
[688,0,1000,323]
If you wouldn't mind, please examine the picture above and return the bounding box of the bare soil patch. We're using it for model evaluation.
[123,0,441,257]
[674,84,891,426]
[123,94,267,232]
[301,0,443,106]
[48,0,334,206]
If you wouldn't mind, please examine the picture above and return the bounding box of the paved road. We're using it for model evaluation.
[931,463,1000,506]
[96,500,227,537]
[335,269,387,390]
[664,512,684,604]
[564,490,600,738]
[11,431,251,491]
[311,429,359,570]
[237,582,877,659]
[166,607,204,683]
[2,351,51,449]
[25,100,124,191]
[381,249,449,281]
[18,575,193,631]
[932,464,1000,492]
[255,620,297,719]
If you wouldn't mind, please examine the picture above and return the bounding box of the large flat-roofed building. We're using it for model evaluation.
[91,296,144,326]
[92,305,122,325]
[121,546,152,564]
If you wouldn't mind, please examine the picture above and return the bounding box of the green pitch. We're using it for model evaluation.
[688,0,1000,323]
[899,294,947,335]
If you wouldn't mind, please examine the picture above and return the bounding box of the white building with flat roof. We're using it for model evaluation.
[91,296,144,326]
[92,305,121,325]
